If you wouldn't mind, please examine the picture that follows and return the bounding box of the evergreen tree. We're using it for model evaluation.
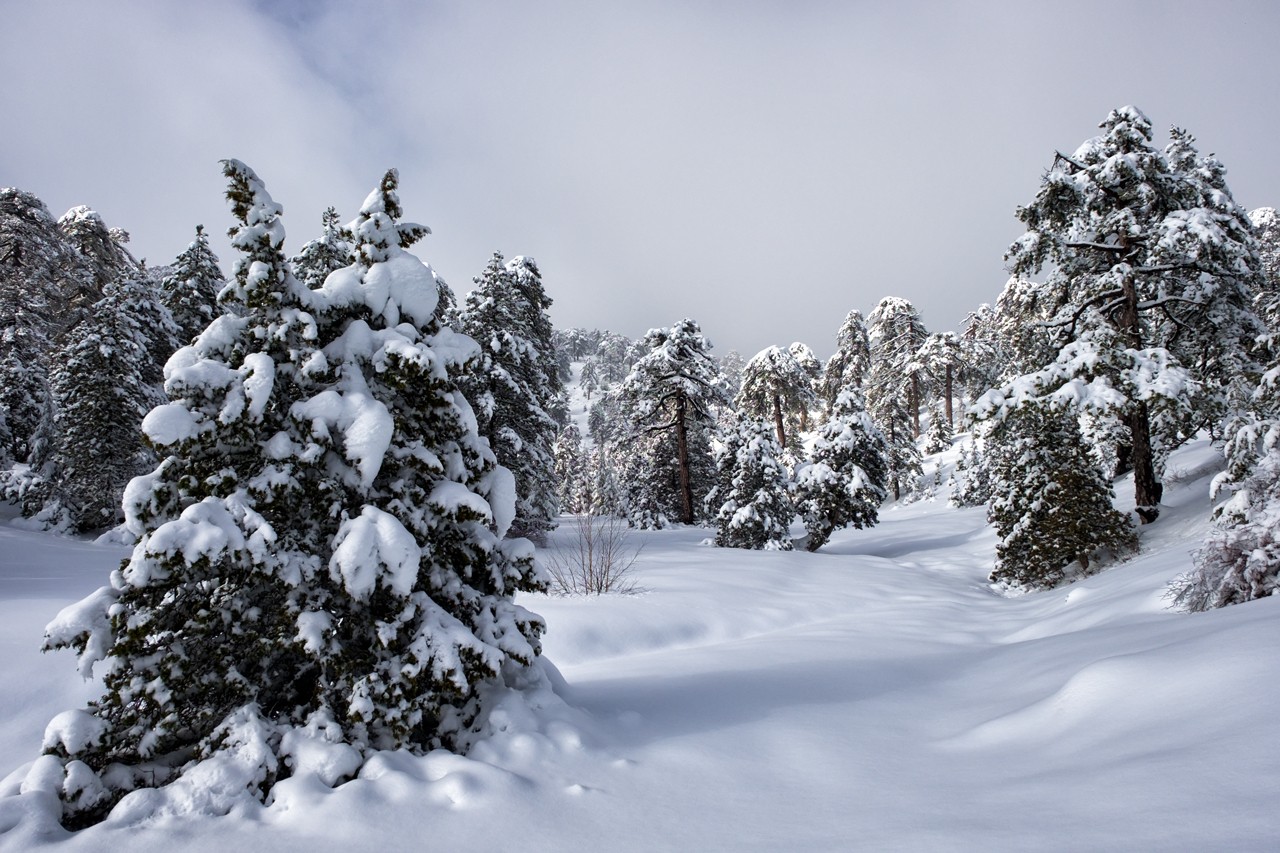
[37,163,545,827]
[821,309,872,412]
[737,345,816,449]
[949,431,993,508]
[552,422,587,514]
[29,280,160,531]
[617,319,725,525]
[719,349,746,397]
[160,224,223,345]
[291,206,353,289]
[913,332,964,428]
[865,296,926,500]
[923,400,954,454]
[712,416,795,551]
[1004,106,1265,522]
[457,251,563,542]
[987,401,1137,590]
[1250,207,1280,332]
[793,390,887,551]
[0,188,95,465]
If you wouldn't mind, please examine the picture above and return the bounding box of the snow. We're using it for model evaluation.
[328,506,421,600]
[1,440,1278,849]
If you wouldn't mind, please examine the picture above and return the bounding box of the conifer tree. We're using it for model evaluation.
[712,416,795,550]
[865,296,926,499]
[160,225,224,344]
[793,390,887,551]
[552,422,587,514]
[923,400,954,454]
[737,345,816,449]
[457,251,563,541]
[821,309,872,412]
[1004,106,1265,522]
[37,163,545,827]
[617,319,725,525]
[913,332,964,427]
[987,401,1137,590]
[291,206,353,289]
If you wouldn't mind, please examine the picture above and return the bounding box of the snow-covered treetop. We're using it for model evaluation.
[352,169,429,266]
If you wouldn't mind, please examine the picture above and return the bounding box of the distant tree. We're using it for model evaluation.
[1250,207,1280,332]
[913,332,964,427]
[618,319,725,525]
[923,399,954,454]
[552,422,587,513]
[457,252,563,541]
[160,225,224,345]
[291,206,352,289]
[719,349,746,397]
[712,415,794,551]
[737,345,816,449]
[793,389,887,551]
[865,297,926,500]
[821,309,872,411]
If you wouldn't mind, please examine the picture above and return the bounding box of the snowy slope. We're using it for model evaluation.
[1,440,1278,851]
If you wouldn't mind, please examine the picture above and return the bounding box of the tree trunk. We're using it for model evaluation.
[944,363,954,427]
[1119,273,1161,523]
[772,393,786,449]
[675,393,694,524]
[910,375,921,437]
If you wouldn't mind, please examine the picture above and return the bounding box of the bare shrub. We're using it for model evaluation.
[545,511,643,595]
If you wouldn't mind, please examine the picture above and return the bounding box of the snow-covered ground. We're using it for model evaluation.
[1,439,1277,851]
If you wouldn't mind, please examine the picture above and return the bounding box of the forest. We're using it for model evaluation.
[0,106,1277,844]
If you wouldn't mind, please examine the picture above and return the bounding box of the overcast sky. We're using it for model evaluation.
[4,1,1279,359]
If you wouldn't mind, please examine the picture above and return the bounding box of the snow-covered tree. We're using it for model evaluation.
[913,332,964,427]
[949,430,993,508]
[160,225,224,345]
[552,422,587,514]
[291,206,353,289]
[821,309,872,411]
[712,416,794,551]
[457,251,563,542]
[736,345,816,449]
[1004,106,1265,522]
[987,400,1137,590]
[0,188,95,465]
[923,400,954,454]
[37,163,546,827]
[865,297,926,500]
[617,319,725,525]
[1250,207,1280,332]
[25,279,163,531]
[794,389,887,551]
[719,349,746,397]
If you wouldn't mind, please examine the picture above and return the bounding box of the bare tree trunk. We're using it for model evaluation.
[675,394,694,525]
[944,363,954,427]
[772,394,787,449]
[1119,272,1161,522]
[910,375,921,437]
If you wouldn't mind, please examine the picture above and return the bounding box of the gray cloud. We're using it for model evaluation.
[4,0,1279,359]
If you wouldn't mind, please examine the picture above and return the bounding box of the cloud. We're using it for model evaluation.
[4,1,1280,360]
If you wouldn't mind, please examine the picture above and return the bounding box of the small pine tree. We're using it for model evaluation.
[712,416,795,550]
[949,432,993,508]
[552,423,587,513]
[923,400,954,455]
[291,206,353,289]
[793,390,887,551]
[160,225,224,344]
[987,402,1137,590]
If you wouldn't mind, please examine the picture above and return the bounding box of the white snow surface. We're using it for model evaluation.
[0,440,1278,850]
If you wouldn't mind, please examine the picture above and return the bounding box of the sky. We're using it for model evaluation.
[4,0,1280,359]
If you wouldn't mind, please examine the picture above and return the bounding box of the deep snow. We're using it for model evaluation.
[0,439,1277,851]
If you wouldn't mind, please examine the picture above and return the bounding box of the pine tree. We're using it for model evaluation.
[712,416,795,550]
[913,332,964,428]
[37,163,546,827]
[161,225,224,344]
[949,431,993,508]
[1004,106,1265,522]
[736,345,816,449]
[865,297,926,500]
[987,401,1137,590]
[0,188,96,465]
[457,251,563,542]
[1250,207,1280,332]
[923,400,954,454]
[617,319,725,526]
[821,309,872,412]
[29,278,173,531]
[552,422,587,514]
[793,389,887,551]
[291,206,353,289]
